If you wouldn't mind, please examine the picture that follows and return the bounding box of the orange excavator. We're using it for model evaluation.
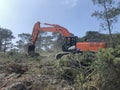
[28,21,106,59]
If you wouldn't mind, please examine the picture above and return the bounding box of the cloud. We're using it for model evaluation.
[62,0,79,8]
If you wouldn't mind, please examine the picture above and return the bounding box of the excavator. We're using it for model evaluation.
[28,21,106,59]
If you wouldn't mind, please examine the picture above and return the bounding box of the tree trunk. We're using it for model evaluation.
[103,0,113,47]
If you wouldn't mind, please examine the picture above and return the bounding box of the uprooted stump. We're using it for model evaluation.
[6,63,28,74]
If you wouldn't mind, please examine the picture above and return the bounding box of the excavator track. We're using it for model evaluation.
[55,52,70,59]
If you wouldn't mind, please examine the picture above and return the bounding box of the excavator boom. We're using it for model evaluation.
[31,22,71,45]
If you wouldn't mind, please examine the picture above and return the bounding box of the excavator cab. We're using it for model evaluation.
[62,36,78,52]
[28,36,78,53]
[55,36,79,59]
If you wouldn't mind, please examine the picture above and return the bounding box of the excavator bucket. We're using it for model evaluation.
[28,44,39,56]
[28,44,35,53]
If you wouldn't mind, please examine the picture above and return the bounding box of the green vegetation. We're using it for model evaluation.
[1,46,118,90]
[0,27,14,53]
[54,46,120,90]
[92,0,120,45]
[0,25,120,90]
[0,0,120,89]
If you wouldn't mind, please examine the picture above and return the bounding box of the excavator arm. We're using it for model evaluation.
[28,21,73,54]
[31,22,71,45]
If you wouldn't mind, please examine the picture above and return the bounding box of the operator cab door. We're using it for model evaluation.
[62,36,78,52]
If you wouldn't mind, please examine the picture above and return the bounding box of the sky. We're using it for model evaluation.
[0,0,120,42]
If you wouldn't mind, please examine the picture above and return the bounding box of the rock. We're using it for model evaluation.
[0,73,7,78]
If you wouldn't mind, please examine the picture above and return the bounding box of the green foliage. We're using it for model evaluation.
[112,33,120,48]
[35,32,62,52]
[92,0,120,21]
[84,31,105,42]
[55,52,96,90]
[0,27,14,52]
[94,48,114,82]
[92,0,120,46]
[16,33,31,53]
[16,32,62,53]
[78,30,120,48]
[1,45,120,90]
[55,46,120,90]
[96,48,114,62]
[93,47,120,90]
